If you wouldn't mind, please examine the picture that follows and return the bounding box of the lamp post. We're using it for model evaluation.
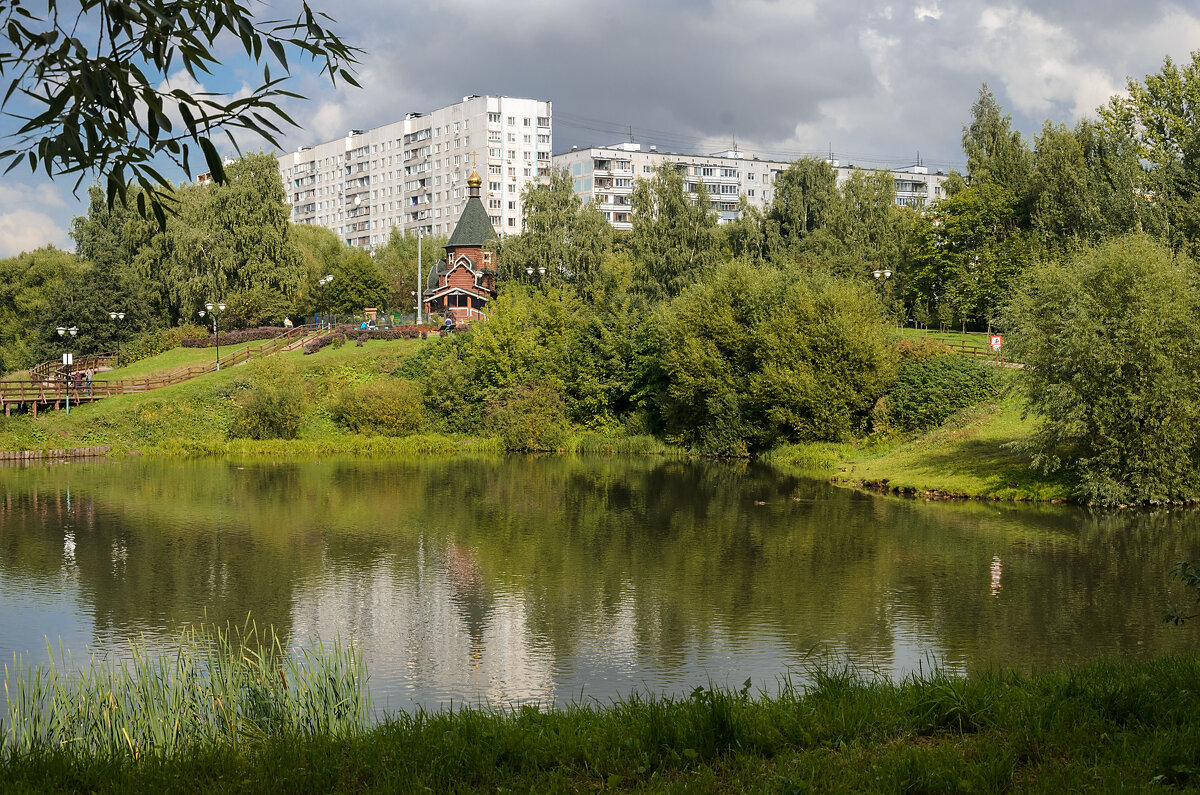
[317,274,334,330]
[202,302,225,370]
[56,325,78,414]
[416,229,423,326]
[873,268,893,325]
[108,311,125,367]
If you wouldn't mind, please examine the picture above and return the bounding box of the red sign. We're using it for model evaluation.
[990,335,1002,351]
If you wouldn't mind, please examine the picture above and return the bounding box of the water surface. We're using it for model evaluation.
[1,456,1197,711]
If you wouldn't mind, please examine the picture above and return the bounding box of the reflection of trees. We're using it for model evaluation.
[2,459,1199,678]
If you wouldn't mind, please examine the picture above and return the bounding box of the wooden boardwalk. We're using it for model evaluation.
[1,325,321,416]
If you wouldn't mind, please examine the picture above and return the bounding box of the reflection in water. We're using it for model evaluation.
[1,457,1199,711]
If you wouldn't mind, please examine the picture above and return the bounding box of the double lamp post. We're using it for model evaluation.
[198,302,225,370]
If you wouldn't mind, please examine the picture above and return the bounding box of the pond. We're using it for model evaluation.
[1,456,1198,712]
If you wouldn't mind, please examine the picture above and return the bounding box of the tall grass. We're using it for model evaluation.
[2,622,368,757]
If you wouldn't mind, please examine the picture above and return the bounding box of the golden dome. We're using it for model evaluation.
[467,165,482,188]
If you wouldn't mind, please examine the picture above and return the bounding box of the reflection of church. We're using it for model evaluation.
[423,165,497,322]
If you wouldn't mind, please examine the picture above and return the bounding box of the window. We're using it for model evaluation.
[643,165,652,173]
[488,112,501,123]
[490,215,501,224]
[508,217,516,226]
[507,150,516,159]
[489,147,501,157]
[523,134,531,144]
[523,167,531,177]
[747,173,755,180]
[508,133,516,142]
[523,117,530,126]
[508,184,516,193]
[508,167,515,176]
[508,200,516,210]
[489,131,501,141]
[702,167,714,177]
[537,116,550,127]
[454,122,460,132]
[488,164,501,174]
[489,181,501,191]
[538,134,550,143]
[488,199,501,209]
[507,116,515,125]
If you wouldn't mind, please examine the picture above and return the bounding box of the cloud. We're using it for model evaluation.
[0,209,69,258]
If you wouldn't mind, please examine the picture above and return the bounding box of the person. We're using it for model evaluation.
[84,369,92,396]
[367,317,376,330]
[283,316,293,329]
[443,316,453,331]
[360,320,368,330]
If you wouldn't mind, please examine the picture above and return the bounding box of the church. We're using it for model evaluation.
[423,165,497,322]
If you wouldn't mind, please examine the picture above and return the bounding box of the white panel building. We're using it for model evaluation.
[278,95,553,250]
[551,143,949,232]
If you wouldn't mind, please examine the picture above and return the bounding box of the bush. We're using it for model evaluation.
[228,361,306,440]
[893,337,951,362]
[303,332,347,354]
[885,355,998,431]
[329,379,427,436]
[1006,235,1200,504]
[483,380,569,451]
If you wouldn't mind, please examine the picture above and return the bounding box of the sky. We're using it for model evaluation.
[2,0,1199,259]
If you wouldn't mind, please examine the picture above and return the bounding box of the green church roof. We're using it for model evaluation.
[446,196,497,248]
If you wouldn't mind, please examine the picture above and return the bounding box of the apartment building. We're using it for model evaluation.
[551,143,947,231]
[278,95,552,250]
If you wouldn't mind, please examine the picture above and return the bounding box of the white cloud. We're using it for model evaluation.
[0,209,68,258]
[915,3,942,21]
[964,6,1121,120]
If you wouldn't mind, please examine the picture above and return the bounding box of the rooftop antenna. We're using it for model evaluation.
[629,125,634,143]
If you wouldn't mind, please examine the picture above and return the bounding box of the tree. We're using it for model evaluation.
[497,169,613,297]
[374,229,448,314]
[1006,235,1200,504]
[962,84,1034,201]
[0,0,360,223]
[326,248,388,314]
[1123,51,1200,256]
[125,153,305,324]
[765,157,838,255]
[0,246,81,373]
[629,162,719,301]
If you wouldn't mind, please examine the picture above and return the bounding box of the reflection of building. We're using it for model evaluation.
[423,165,497,322]
[287,537,557,709]
[551,142,950,231]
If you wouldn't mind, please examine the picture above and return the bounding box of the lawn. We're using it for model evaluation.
[93,340,266,381]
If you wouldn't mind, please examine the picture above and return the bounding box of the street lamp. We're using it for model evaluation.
[416,229,423,326]
[317,274,334,329]
[107,311,125,367]
[202,302,226,370]
[56,325,78,414]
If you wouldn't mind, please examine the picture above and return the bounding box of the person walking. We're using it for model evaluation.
[84,369,93,397]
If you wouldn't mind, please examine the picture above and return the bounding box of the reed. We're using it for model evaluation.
[2,621,368,757]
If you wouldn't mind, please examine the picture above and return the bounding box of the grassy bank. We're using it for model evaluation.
[4,643,1200,792]
[768,396,1076,502]
[0,340,680,460]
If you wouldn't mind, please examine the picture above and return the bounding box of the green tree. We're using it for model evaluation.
[764,157,838,256]
[497,169,613,297]
[629,162,719,301]
[1123,51,1200,256]
[327,249,388,314]
[0,0,359,223]
[962,84,1034,201]
[374,230,448,315]
[1006,235,1200,504]
[0,246,81,373]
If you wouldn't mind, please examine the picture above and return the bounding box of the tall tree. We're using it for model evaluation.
[0,246,81,373]
[629,163,719,301]
[498,169,614,297]
[764,157,838,255]
[962,84,1034,201]
[375,230,449,315]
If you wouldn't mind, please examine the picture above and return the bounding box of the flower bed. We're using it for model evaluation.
[181,327,285,348]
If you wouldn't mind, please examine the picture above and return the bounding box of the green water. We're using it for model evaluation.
[1,456,1197,710]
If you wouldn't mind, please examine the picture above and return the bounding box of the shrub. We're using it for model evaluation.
[329,379,427,436]
[228,361,306,440]
[893,337,951,362]
[1006,235,1200,504]
[885,355,998,432]
[483,380,569,451]
[303,332,347,354]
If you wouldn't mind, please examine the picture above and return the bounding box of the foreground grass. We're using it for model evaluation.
[4,654,1200,792]
[769,396,1076,502]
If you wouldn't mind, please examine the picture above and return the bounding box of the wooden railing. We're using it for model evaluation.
[4,325,322,406]
[30,353,117,382]
[943,341,1007,363]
